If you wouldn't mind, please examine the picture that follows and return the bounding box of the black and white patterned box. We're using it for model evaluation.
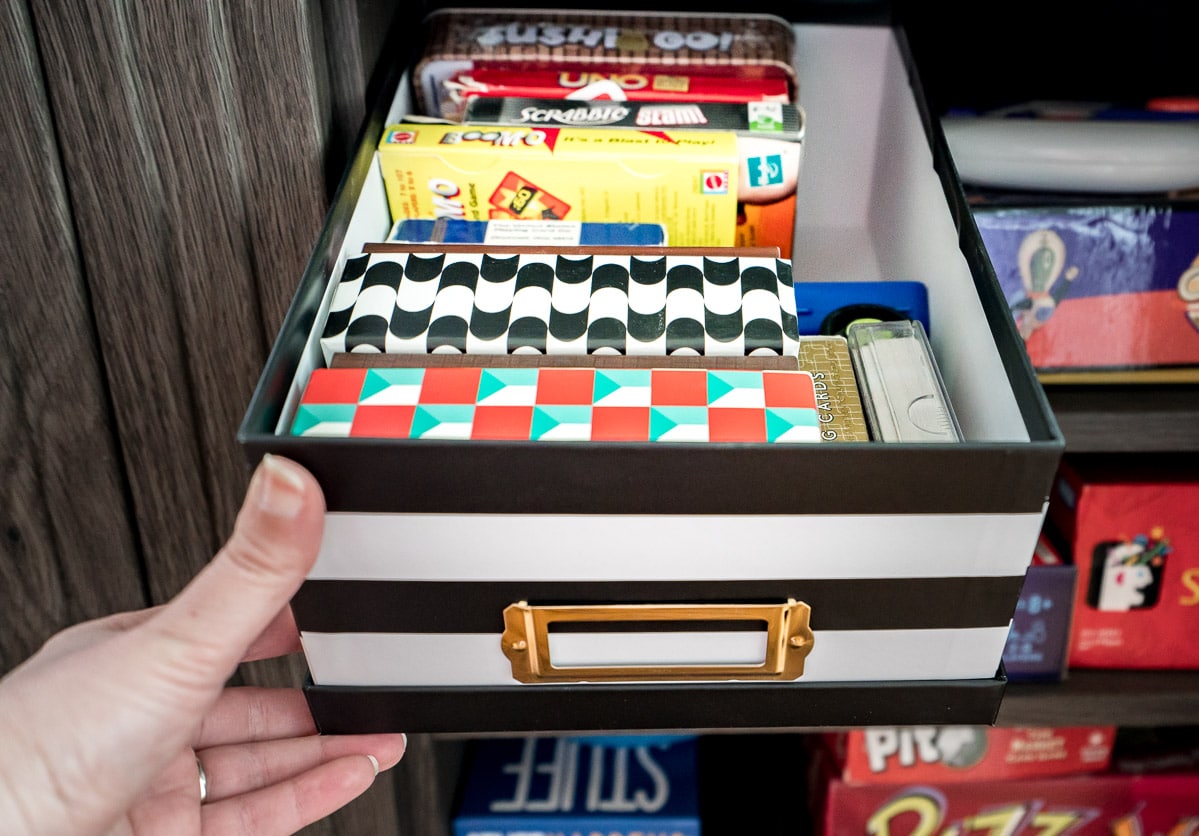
[319,251,801,363]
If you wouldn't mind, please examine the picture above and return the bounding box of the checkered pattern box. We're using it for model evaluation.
[292,366,822,443]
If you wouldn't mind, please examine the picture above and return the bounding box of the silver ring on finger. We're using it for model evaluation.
[197,755,209,804]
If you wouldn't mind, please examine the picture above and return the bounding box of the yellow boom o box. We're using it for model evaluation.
[378,124,740,247]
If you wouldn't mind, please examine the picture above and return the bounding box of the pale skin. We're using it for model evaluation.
[0,454,407,835]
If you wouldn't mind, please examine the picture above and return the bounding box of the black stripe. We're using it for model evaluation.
[303,674,1005,734]
[291,576,1025,634]
[243,436,1062,515]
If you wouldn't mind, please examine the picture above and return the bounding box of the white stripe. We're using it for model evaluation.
[309,510,1045,581]
[300,626,1011,686]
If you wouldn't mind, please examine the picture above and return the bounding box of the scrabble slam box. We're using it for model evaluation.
[238,10,1064,733]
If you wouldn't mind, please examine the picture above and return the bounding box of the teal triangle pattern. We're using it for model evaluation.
[361,368,425,402]
[531,406,591,439]
[477,369,506,403]
[291,404,356,436]
[593,370,623,403]
[706,372,736,405]
[765,407,818,441]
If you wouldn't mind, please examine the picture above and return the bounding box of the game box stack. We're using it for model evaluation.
[806,725,1199,834]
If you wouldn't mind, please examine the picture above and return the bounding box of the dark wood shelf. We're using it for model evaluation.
[997,670,1199,728]
[1045,384,1199,453]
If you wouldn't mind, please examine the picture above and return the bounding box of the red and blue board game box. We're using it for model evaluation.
[973,202,1199,383]
[452,735,701,836]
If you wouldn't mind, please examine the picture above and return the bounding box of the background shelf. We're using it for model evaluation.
[1046,385,1199,453]
[997,670,1199,728]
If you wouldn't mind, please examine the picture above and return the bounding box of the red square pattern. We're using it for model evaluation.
[536,368,595,405]
[302,368,367,404]
[471,406,534,440]
[418,367,482,404]
[349,405,414,438]
[651,369,708,406]
[763,371,817,408]
[590,407,649,441]
[707,408,767,442]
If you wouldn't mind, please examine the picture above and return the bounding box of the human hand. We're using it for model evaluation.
[0,454,406,835]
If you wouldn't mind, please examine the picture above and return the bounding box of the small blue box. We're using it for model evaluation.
[792,280,930,336]
[390,218,668,248]
[452,735,701,836]
[1002,534,1077,682]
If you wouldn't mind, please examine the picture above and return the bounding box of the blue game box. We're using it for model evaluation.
[452,735,701,836]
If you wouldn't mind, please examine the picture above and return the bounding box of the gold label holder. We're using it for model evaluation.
[501,599,814,684]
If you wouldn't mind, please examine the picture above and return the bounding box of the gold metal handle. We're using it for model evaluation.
[501,599,814,683]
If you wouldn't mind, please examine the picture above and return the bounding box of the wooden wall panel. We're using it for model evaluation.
[222,0,332,345]
[10,0,408,830]
[28,0,220,598]
[0,0,145,673]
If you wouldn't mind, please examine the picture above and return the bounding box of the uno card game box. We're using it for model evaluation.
[1047,458,1199,669]
[377,123,741,247]
[452,735,700,836]
[413,8,797,120]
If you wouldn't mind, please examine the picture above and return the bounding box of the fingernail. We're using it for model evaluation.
[401,733,408,752]
[255,454,306,519]
[367,754,380,777]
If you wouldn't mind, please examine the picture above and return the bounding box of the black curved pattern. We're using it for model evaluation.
[320,252,800,359]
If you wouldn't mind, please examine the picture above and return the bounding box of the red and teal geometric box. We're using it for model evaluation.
[291,366,821,443]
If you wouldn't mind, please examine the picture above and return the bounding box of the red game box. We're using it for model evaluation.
[817,726,1114,785]
[1047,459,1199,669]
[816,772,1199,835]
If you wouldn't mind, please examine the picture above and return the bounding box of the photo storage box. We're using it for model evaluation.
[238,13,1064,734]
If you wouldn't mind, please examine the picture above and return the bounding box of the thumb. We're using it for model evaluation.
[143,454,325,689]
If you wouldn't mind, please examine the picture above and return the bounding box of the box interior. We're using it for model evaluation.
[271,23,1031,446]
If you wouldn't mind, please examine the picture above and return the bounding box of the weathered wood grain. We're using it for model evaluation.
[0,0,145,673]
[30,0,220,599]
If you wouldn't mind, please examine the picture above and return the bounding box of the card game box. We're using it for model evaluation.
[315,250,801,363]
[452,735,701,836]
[1001,531,1077,681]
[816,725,1114,786]
[462,98,804,256]
[1047,458,1199,669]
[972,201,1199,383]
[814,772,1199,835]
[389,218,668,247]
[412,8,797,120]
[377,123,741,247]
